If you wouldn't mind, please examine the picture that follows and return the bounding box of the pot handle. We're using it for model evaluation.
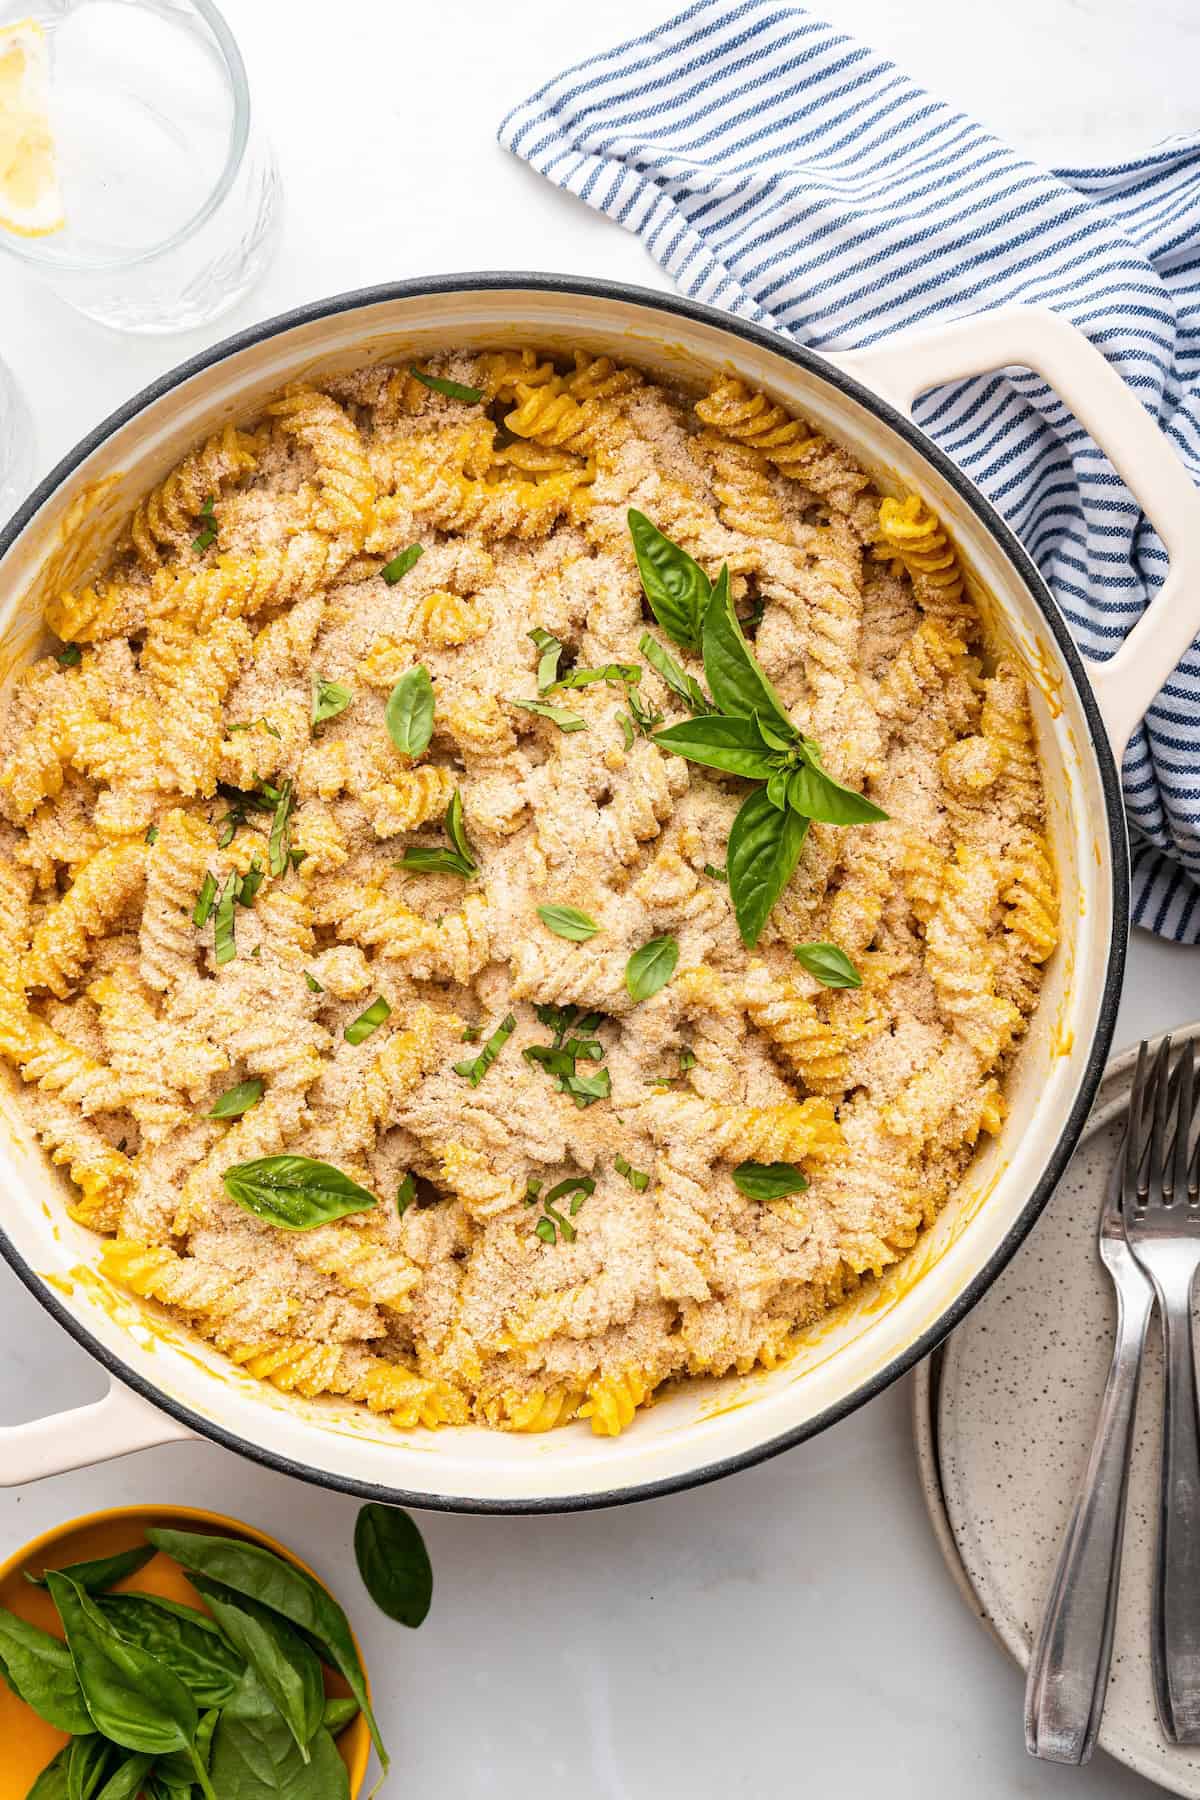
[826,305,1200,757]
[0,1378,194,1486]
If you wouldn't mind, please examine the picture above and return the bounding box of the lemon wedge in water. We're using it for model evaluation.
[0,17,63,236]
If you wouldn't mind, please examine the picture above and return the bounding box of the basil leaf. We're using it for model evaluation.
[397,846,473,877]
[222,1156,377,1231]
[26,1747,70,1799]
[765,767,790,810]
[528,626,563,691]
[704,862,727,882]
[615,1153,651,1192]
[509,696,585,732]
[311,677,352,730]
[151,1703,218,1788]
[409,364,483,403]
[732,1160,810,1200]
[23,1545,154,1595]
[45,1574,206,1777]
[727,786,809,949]
[192,872,217,930]
[638,633,713,713]
[303,970,323,993]
[444,788,478,874]
[94,1753,156,1800]
[0,1605,92,1733]
[380,542,423,585]
[702,567,794,734]
[344,995,390,1046]
[238,855,264,907]
[322,1695,360,1736]
[190,1576,324,1763]
[625,935,679,1002]
[212,1714,348,1800]
[627,510,708,650]
[793,941,862,989]
[65,1735,115,1800]
[212,872,238,966]
[354,1504,432,1628]
[452,1012,516,1087]
[96,1592,244,1710]
[754,711,794,753]
[653,714,776,779]
[385,665,435,756]
[396,1173,416,1216]
[548,662,639,691]
[208,1077,264,1120]
[55,642,82,666]
[537,904,600,942]
[786,757,889,826]
[266,778,294,879]
[144,1528,386,1777]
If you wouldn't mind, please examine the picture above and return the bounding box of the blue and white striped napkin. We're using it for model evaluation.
[499,1,1200,941]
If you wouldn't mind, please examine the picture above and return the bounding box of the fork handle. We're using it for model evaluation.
[1151,1255,1200,1742]
[1024,1276,1154,1762]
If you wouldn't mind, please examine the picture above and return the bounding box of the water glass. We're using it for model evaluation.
[0,355,32,522]
[0,0,281,333]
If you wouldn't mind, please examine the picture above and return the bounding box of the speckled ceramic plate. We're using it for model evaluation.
[914,1026,1200,1798]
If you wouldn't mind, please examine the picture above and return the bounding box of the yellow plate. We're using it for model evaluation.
[0,1503,371,1797]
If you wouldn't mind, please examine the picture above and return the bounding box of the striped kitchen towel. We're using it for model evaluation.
[499,1,1200,941]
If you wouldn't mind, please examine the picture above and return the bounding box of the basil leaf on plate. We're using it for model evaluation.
[26,1747,70,1799]
[221,1156,377,1231]
[0,1605,92,1733]
[786,757,889,826]
[208,1078,264,1120]
[409,365,483,403]
[653,714,776,780]
[354,1504,432,1628]
[144,1528,387,1777]
[702,567,794,734]
[793,941,862,989]
[64,1734,115,1800]
[380,543,423,585]
[732,1160,810,1200]
[385,665,435,757]
[322,1695,360,1735]
[23,1545,154,1596]
[627,510,708,650]
[94,1753,156,1800]
[537,904,600,942]
[638,632,713,714]
[727,786,809,949]
[96,1591,244,1710]
[151,1707,219,1790]
[190,1575,324,1762]
[625,935,679,1002]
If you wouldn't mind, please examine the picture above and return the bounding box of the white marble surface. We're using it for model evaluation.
[2,0,1200,1793]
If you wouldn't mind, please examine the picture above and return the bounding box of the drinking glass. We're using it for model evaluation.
[0,0,281,333]
[0,355,33,522]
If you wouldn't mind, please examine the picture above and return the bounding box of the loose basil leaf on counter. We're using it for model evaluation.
[65,1734,117,1800]
[638,632,713,714]
[0,1605,92,1734]
[701,566,794,735]
[785,756,889,826]
[385,665,435,756]
[528,626,564,692]
[322,1695,360,1736]
[653,713,776,780]
[537,903,600,942]
[222,1156,377,1231]
[145,1528,387,1777]
[93,1752,155,1800]
[191,1575,325,1763]
[96,1592,244,1710]
[344,995,390,1046]
[354,1504,433,1629]
[793,941,863,989]
[732,1160,810,1200]
[24,1545,154,1595]
[311,676,352,730]
[727,786,808,950]
[627,509,708,650]
[208,1078,265,1120]
[380,542,423,585]
[625,934,679,1002]
[45,1574,212,1794]
[508,695,586,732]
[409,364,484,404]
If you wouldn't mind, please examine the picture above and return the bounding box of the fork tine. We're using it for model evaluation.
[1147,1035,1174,1203]
[1124,1039,1151,1209]
[1174,1042,1195,1205]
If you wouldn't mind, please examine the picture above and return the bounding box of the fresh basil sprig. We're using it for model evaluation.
[628,509,708,650]
[732,1160,810,1200]
[354,1505,432,1628]
[386,665,435,756]
[221,1156,377,1231]
[793,942,862,989]
[639,632,713,714]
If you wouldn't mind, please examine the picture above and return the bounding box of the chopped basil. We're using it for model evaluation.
[461,1024,481,1042]
[528,627,564,692]
[237,854,263,906]
[345,996,390,1046]
[144,824,159,845]
[626,684,664,737]
[208,1078,265,1119]
[396,788,477,879]
[227,716,281,739]
[381,543,423,585]
[703,862,727,882]
[793,941,862,989]
[311,676,352,730]
[549,662,640,692]
[533,1175,596,1244]
[396,1174,416,1217]
[303,970,323,993]
[54,642,82,666]
[537,904,600,942]
[192,495,217,553]
[213,872,238,965]
[619,714,635,750]
[509,696,586,732]
[453,1013,516,1087]
[625,935,679,1001]
[615,1154,650,1192]
[266,778,294,877]
[524,1005,611,1109]
[732,1160,809,1200]
[409,365,484,403]
[385,665,435,756]
[534,1218,556,1245]
[192,872,217,930]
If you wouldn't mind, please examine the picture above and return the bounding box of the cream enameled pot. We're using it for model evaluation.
[2,276,1199,1512]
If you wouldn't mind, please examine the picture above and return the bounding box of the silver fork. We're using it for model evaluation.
[1124,1035,1200,1742]
[1025,1068,1156,1763]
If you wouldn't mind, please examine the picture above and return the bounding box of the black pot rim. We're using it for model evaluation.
[0,272,1128,1513]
